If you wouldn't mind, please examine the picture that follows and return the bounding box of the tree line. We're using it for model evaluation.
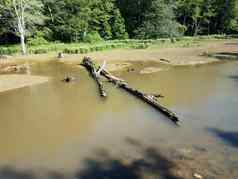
[0,0,237,46]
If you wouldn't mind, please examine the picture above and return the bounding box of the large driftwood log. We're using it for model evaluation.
[81,57,179,125]
[81,58,107,97]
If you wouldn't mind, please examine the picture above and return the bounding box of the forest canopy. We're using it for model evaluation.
[0,0,237,44]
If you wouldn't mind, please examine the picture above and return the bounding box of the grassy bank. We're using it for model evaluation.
[0,35,236,56]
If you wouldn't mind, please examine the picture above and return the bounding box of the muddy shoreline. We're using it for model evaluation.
[1,39,237,92]
[1,39,238,67]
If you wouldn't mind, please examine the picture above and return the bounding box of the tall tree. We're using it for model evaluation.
[116,0,152,37]
[135,0,182,39]
[229,0,238,33]
[176,0,204,36]
[89,0,127,39]
[43,0,127,42]
[0,0,45,54]
[110,8,128,39]
[200,0,216,34]
[43,0,90,42]
[214,0,238,33]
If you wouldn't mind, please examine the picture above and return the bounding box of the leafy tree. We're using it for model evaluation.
[89,0,127,40]
[200,0,216,34]
[1,0,238,46]
[116,0,152,37]
[214,0,238,33]
[43,0,90,42]
[110,8,128,39]
[89,0,113,40]
[43,0,126,42]
[176,0,238,35]
[0,0,45,54]
[135,0,182,39]
[176,0,204,35]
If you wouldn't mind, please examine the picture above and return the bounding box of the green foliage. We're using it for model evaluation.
[134,0,183,39]
[176,0,238,35]
[42,0,127,42]
[116,0,152,37]
[0,0,238,45]
[0,35,235,55]
[83,31,103,43]
[0,46,19,55]
[27,31,49,46]
[0,0,46,37]
[43,0,90,42]
[110,9,128,39]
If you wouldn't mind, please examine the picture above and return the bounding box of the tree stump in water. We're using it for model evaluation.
[57,52,64,59]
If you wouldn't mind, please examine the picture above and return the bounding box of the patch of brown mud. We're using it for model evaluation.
[105,62,132,72]
[140,67,170,74]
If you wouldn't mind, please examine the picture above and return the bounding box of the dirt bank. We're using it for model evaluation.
[58,39,238,66]
[3,39,238,72]
[0,75,49,93]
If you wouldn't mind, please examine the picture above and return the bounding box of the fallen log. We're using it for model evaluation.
[101,71,179,124]
[81,58,107,97]
[81,57,179,125]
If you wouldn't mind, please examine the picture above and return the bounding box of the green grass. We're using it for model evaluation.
[0,41,151,55]
[0,34,235,56]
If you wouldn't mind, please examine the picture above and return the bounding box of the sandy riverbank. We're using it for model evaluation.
[57,39,238,66]
[2,39,237,66]
[0,75,49,93]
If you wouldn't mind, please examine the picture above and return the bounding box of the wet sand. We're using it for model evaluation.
[58,39,238,67]
[0,75,49,93]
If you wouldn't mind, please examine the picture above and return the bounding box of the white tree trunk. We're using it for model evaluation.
[20,30,26,55]
[13,0,27,55]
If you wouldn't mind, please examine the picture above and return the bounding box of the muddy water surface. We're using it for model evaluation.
[0,60,237,178]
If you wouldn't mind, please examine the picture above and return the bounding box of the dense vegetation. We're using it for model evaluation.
[0,0,237,46]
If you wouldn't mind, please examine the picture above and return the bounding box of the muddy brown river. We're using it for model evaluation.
[0,60,237,178]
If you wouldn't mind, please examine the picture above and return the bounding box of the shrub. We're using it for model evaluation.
[83,31,103,43]
[33,49,48,54]
[27,31,49,46]
[0,47,19,55]
[28,37,48,46]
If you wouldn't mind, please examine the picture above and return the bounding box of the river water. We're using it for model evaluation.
[0,60,237,178]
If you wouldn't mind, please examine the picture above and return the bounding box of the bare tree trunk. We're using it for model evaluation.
[20,31,26,55]
[13,0,27,55]
[207,22,210,35]
[193,19,200,36]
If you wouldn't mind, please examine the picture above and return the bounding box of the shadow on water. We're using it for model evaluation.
[0,139,183,179]
[0,167,68,179]
[0,138,237,179]
[216,52,238,57]
[210,52,238,61]
[228,75,238,80]
[208,128,238,148]
[77,138,181,179]
[0,167,34,179]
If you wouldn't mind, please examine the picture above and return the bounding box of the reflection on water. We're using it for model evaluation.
[0,61,237,178]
